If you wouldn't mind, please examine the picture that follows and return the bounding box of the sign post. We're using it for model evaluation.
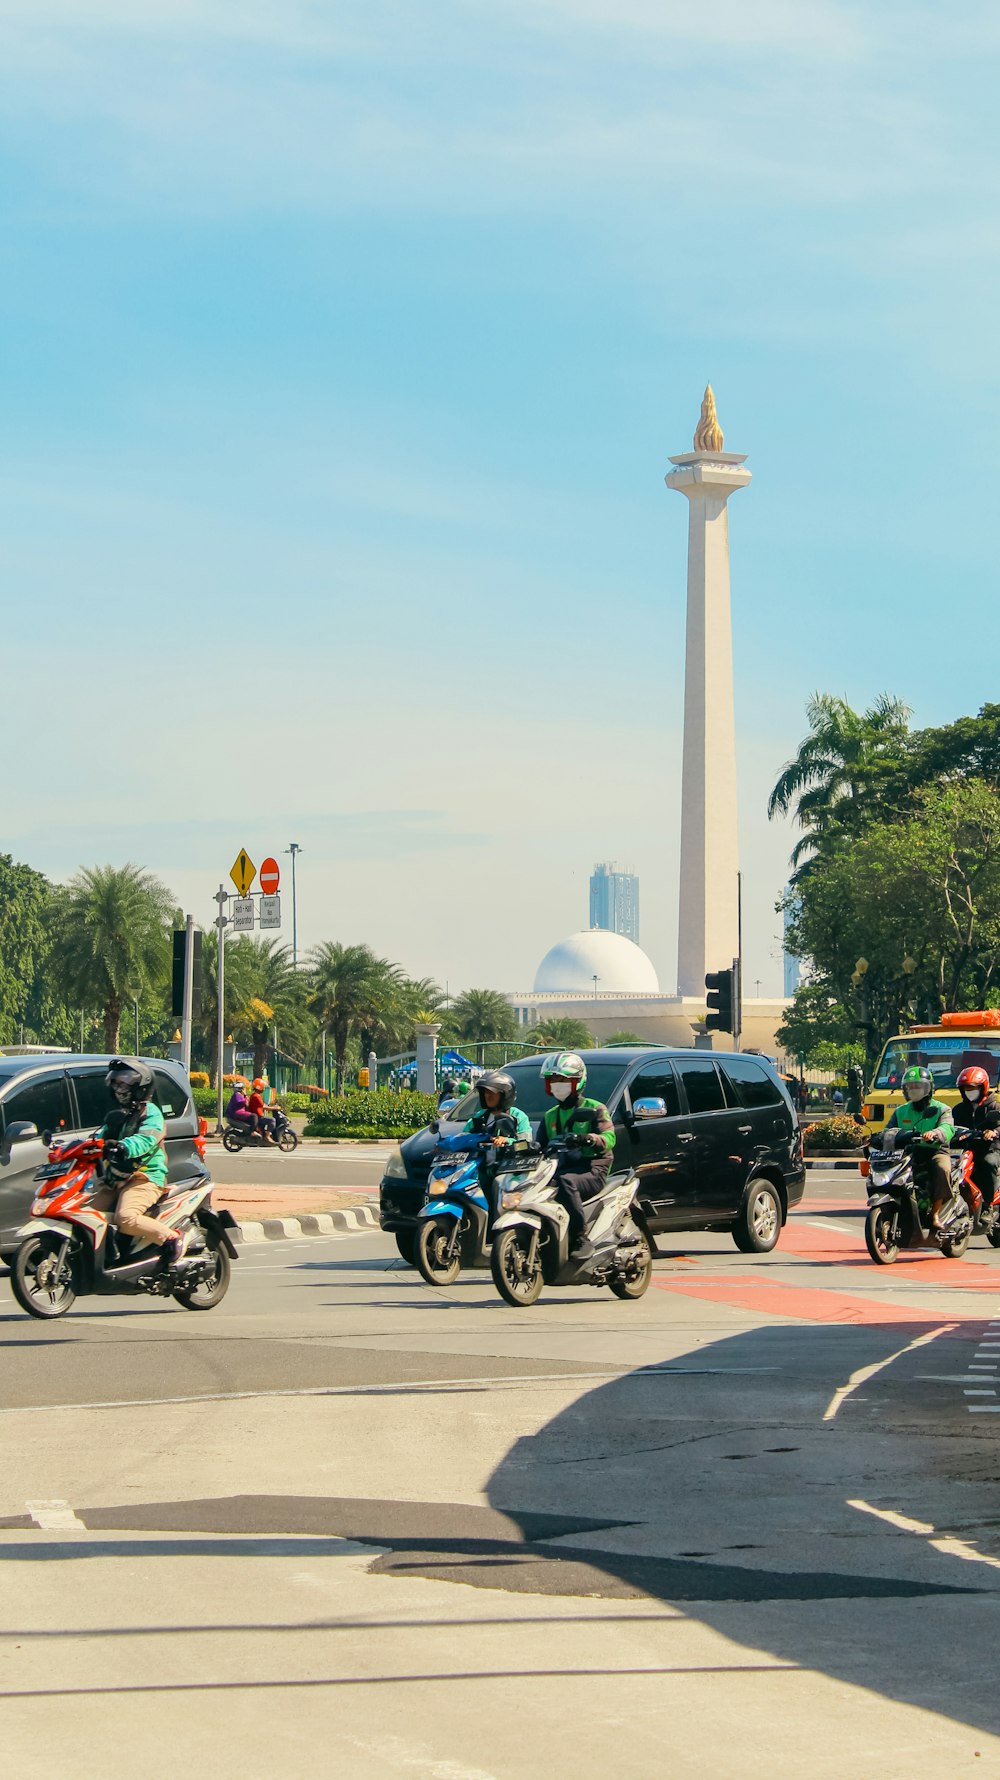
[181,912,195,1071]
[215,884,229,1133]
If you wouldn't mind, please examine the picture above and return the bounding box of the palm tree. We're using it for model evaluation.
[51,863,175,1052]
[449,988,518,1046]
[227,938,302,1077]
[308,943,406,1092]
[603,1030,648,1046]
[528,1017,594,1050]
[768,692,911,873]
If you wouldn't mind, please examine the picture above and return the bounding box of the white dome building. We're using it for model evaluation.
[533,930,660,996]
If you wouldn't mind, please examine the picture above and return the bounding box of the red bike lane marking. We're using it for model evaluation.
[650,1273,992,1325]
[780,1215,1000,1287]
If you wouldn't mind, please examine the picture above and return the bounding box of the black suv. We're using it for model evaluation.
[0,1053,209,1259]
[380,1046,804,1260]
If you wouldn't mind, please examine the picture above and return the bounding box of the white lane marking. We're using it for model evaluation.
[0,1366,778,1416]
[351,1734,499,1780]
[849,1498,1000,1573]
[822,1324,956,1422]
[964,1389,997,1396]
[970,1406,1000,1413]
[26,1499,85,1530]
[805,1220,857,1235]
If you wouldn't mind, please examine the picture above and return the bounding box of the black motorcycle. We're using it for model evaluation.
[865,1129,973,1263]
[222,1106,299,1154]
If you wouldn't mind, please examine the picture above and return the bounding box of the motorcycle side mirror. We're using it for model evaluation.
[429,1119,440,1134]
[0,1119,39,1162]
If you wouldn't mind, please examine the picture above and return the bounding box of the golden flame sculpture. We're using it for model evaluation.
[693,384,724,454]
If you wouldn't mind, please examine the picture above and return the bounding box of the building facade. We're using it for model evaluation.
[589,863,640,944]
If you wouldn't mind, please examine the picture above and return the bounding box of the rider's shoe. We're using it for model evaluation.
[570,1236,595,1261]
[161,1229,186,1267]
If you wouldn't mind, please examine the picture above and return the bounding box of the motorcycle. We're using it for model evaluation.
[415,1130,506,1286]
[488,1140,653,1307]
[222,1106,299,1153]
[864,1129,975,1264]
[9,1136,239,1319]
[951,1125,1000,1246]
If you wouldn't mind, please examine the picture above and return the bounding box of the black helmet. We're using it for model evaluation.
[476,1070,516,1112]
[106,1057,155,1111]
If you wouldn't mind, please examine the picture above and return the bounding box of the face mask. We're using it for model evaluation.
[549,1081,574,1102]
[966,1089,983,1104]
[905,1086,928,1104]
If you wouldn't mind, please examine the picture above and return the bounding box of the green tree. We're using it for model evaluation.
[602,1030,649,1046]
[0,855,56,1045]
[227,938,306,1078]
[448,988,518,1046]
[774,980,861,1066]
[308,943,407,1092]
[50,864,175,1053]
[527,1017,594,1050]
[769,692,911,875]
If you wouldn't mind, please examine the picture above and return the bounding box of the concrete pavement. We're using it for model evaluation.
[3,1172,1000,1776]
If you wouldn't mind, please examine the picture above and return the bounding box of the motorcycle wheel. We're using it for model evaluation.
[865,1205,900,1265]
[173,1242,231,1310]
[11,1235,76,1319]
[278,1128,299,1152]
[491,1227,543,1307]
[222,1129,243,1153]
[941,1228,971,1259]
[394,1230,417,1267]
[415,1217,461,1287]
[988,1226,1000,1250]
[608,1224,653,1299]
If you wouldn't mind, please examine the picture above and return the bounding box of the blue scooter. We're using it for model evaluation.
[415,1129,507,1286]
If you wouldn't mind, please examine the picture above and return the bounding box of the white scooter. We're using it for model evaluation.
[488,1140,653,1307]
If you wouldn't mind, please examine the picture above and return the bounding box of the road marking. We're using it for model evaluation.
[26,1499,85,1530]
[849,1498,1000,1573]
[0,1366,778,1416]
[964,1389,997,1396]
[822,1324,956,1421]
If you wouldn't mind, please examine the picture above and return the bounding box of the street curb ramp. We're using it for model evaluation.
[234,1204,381,1244]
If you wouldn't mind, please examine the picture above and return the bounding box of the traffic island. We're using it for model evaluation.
[212,1183,381,1244]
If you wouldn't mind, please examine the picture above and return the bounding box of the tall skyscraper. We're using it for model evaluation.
[590,863,640,944]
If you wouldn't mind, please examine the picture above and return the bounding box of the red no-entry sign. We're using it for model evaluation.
[259,856,280,896]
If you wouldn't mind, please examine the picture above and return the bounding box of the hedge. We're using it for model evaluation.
[802,1114,865,1154]
[305,1089,438,1140]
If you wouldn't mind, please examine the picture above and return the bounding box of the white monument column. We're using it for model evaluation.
[666,387,750,997]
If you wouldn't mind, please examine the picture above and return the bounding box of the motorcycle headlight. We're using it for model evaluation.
[383,1145,408,1181]
[501,1189,522,1210]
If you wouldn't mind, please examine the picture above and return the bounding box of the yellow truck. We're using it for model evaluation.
[863,1011,1000,1134]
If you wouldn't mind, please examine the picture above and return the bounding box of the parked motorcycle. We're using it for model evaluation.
[864,1129,974,1264]
[488,1141,652,1307]
[222,1106,299,1153]
[9,1136,238,1319]
[415,1130,507,1286]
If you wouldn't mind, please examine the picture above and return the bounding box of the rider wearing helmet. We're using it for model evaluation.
[537,1052,616,1258]
[883,1065,956,1228]
[463,1071,531,1144]
[954,1066,1000,1211]
[91,1058,183,1263]
[248,1077,277,1145]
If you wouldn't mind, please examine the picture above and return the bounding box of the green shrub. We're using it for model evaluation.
[193,1087,219,1118]
[189,1070,210,1089]
[282,1091,319,1114]
[305,1088,438,1140]
[803,1114,865,1153]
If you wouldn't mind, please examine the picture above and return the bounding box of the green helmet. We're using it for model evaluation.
[902,1065,933,1101]
[541,1051,587,1091]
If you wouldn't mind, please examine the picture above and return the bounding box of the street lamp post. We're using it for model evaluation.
[285,842,303,966]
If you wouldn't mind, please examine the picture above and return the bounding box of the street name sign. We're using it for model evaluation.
[232,897,255,931]
[230,849,257,897]
[259,894,281,930]
[259,856,280,895]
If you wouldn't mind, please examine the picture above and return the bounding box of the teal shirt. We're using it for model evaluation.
[96,1102,168,1187]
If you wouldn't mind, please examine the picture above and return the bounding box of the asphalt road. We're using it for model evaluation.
[206,1138,390,1190]
[4,1169,1000,1777]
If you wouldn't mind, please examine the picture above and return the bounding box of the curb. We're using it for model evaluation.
[234,1204,381,1244]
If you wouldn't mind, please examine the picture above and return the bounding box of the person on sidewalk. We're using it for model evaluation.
[91,1058,184,1264]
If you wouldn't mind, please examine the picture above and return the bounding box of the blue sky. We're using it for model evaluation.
[3,2,998,996]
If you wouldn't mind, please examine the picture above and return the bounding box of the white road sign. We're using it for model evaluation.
[232,897,255,932]
[259,894,281,930]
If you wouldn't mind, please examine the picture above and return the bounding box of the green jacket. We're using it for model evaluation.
[96,1101,168,1188]
[464,1107,532,1141]
[539,1096,616,1155]
[886,1096,955,1144]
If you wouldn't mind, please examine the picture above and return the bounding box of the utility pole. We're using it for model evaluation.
[180,912,196,1071]
[215,884,229,1133]
[285,842,302,965]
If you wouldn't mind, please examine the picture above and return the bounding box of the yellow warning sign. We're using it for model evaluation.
[229,848,257,898]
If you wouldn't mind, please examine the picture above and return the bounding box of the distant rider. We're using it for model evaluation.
[225,1080,258,1137]
[463,1071,531,1145]
[882,1064,955,1231]
[536,1052,616,1259]
[91,1058,184,1264]
[248,1078,277,1145]
[953,1066,1000,1217]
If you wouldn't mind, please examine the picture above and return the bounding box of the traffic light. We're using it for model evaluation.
[171,927,203,1017]
[705,967,735,1034]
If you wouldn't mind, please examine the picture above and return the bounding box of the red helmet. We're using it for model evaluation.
[957,1066,991,1096]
